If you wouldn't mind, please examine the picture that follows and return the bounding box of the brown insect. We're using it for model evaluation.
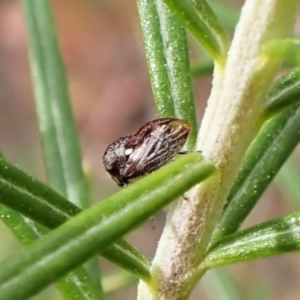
[103,118,191,186]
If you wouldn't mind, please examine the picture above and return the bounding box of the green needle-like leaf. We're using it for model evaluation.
[212,107,300,243]
[100,239,150,281]
[262,67,300,120]
[21,0,101,289]
[137,0,197,148]
[211,68,300,244]
[0,205,46,243]
[203,212,300,269]
[156,1,197,149]
[0,205,102,300]
[0,155,98,299]
[0,153,214,300]
[136,0,175,117]
[21,0,88,208]
[163,0,228,63]
[0,158,79,228]
[0,157,150,280]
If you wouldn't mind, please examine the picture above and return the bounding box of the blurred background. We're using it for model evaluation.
[0,0,300,299]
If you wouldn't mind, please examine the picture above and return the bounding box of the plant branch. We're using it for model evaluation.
[138,1,300,299]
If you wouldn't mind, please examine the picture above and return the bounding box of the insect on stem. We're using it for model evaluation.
[103,118,191,186]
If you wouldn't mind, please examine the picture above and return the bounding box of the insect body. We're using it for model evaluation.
[103,118,191,186]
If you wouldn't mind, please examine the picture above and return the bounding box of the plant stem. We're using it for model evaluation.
[138,1,300,299]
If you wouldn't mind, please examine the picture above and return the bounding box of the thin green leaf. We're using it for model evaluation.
[163,0,228,63]
[136,0,198,145]
[0,157,102,300]
[21,0,88,208]
[262,67,300,120]
[21,0,101,288]
[203,212,300,269]
[0,204,103,300]
[156,0,197,149]
[0,157,80,228]
[0,157,150,280]
[0,153,214,300]
[100,239,150,280]
[136,0,175,117]
[2,155,97,298]
[211,68,300,244]
[0,204,47,245]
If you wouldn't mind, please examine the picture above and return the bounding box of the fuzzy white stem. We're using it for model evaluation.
[138,0,300,299]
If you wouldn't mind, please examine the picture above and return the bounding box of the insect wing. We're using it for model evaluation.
[123,120,190,179]
[125,118,178,147]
